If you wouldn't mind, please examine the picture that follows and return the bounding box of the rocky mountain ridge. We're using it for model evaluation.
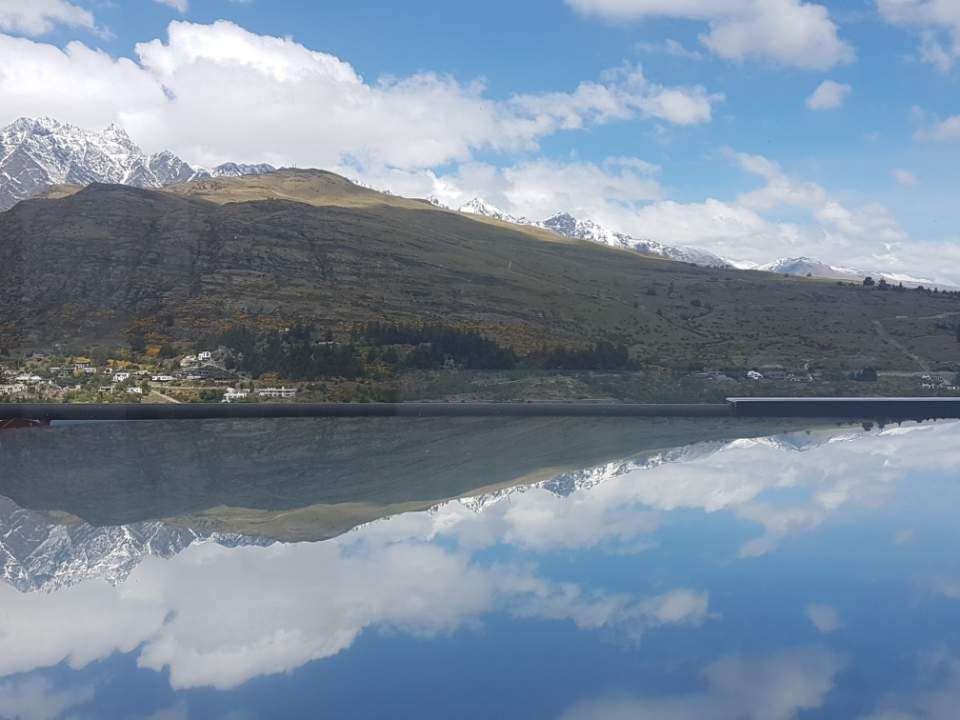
[0,116,274,210]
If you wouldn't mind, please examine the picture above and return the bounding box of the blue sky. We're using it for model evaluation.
[2,0,960,281]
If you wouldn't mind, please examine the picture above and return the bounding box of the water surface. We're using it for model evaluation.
[0,418,958,719]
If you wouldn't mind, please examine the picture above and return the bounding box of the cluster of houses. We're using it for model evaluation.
[0,349,300,402]
[920,374,960,392]
[221,386,298,402]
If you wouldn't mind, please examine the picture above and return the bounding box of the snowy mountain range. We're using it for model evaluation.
[445,429,841,516]
[446,197,943,285]
[0,428,850,594]
[744,256,936,287]
[0,116,274,211]
[0,116,938,286]
[0,495,269,593]
[450,196,732,268]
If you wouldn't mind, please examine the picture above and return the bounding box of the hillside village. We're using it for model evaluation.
[0,348,297,404]
[2,330,958,404]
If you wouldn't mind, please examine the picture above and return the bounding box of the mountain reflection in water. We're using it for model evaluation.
[0,417,958,719]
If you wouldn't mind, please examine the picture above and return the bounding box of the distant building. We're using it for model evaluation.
[0,383,27,395]
[180,355,198,368]
[151,374,175,383]
[198,351,213,361]
[223,388,250,402]
[747,370,764,381]
[15,374,42,384]
[126,386,144,395]
[256,387,298,399]
[112,372,131,383]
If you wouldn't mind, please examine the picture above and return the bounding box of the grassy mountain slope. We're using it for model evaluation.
[2,169,959,370]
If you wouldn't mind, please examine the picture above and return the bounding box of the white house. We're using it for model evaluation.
[256,387,298,399]
[0,383,27,395]
[112,372,131,383]
[198,351,213,362]
[126,386,144,395]
[15,374,42,384]
[747,370,764,381]
[151,374,175,383]
[223,388,250,402]
[180,355,198,368]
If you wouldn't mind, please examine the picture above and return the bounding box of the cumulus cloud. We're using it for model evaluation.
[560,647,845,720]
[0,0,94,36]
[0,537,710,690]
[892,168,919,185]
[915,114,960,141]
[806,603,843,633]
[635,38,705,60]
[359,145,957,281]
[723,150,923,270]
[0,677,93,720]
[863,656,960,719]
[417,421,960,561]
[806,80,852,110]
[154,0,189,12]
[357,146,955,284]
[0,20,718,170]
[877,0,960,71]
[566,0,854,69]
[345,156,664,225]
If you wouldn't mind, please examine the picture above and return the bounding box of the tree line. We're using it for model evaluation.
[209,321,637,379]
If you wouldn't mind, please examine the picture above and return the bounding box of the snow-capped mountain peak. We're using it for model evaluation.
[753,256,939,287]
[454,200,731,269]
[0,116,275,211]
[211,162,276,178]
[458,197,519,223]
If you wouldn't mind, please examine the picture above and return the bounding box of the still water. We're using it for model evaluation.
[0,417,958,719]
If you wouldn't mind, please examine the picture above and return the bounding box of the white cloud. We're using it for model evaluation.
[806,80,852,110]
[0,21,718,170]
[877,0,960,71]
[154,0,189,12]
[806,603,843,633]
[346,156,664,225]
[560,647,845,720]
[0,0,94,36]
[915,115,960,141]
[635,38,705,60]
[892,168,919,185]
[0,677,93,720]
[356,147,956,284]
[863,657,960,720]
[0,537,709,690]
[567,0,855,69]
[508,63,719,128]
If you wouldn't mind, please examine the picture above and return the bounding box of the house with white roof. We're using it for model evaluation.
[256,387,298,399]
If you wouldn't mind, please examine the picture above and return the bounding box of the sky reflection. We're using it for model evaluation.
[0,419,958,719]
